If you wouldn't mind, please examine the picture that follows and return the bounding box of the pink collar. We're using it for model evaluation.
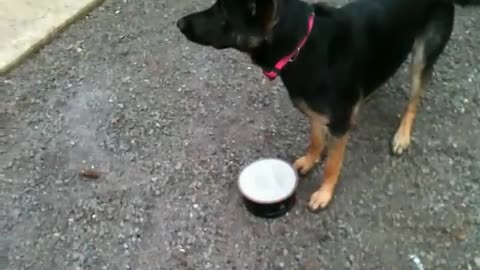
[263,13,315,81]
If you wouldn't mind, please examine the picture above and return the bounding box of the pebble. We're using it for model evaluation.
[454,231,467,241]
[175,162,183,170]
[474,257,480,268]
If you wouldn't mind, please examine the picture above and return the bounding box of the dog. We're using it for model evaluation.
[176,0,479,210]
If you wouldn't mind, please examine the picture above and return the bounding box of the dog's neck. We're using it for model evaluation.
[249,1,316,76]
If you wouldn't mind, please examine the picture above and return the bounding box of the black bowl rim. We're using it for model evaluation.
[243,194,296,219]
[237,158,299,204]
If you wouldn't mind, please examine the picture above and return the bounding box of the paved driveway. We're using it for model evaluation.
[1,0,479,269]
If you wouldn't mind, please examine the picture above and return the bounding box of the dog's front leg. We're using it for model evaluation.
[308,133,349,210]
[293,115,328,175]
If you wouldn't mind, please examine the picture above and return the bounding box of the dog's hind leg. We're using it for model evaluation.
[392,3,455,155]
[392,37,430,154]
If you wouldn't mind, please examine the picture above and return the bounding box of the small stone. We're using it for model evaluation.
[439,258,447,266]
[72,252,82,260]
[175,162,183,170]
[473,257,480,268]
[348,254,355,263]
[454,231,467,241]
[295,254,303,261]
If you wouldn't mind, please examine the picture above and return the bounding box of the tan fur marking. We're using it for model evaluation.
[293,101,330,175]
[309,133,350,210]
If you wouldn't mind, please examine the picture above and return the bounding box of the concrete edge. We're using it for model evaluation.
[0,0,106,76]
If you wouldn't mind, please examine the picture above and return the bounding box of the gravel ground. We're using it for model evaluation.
[1,0,479,269]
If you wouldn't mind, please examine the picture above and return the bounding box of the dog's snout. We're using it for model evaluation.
[177,18,187,32]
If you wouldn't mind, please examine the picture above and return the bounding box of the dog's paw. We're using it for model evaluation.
[308,187,333,210]
[293,155,317,175]
[392,130,411,155]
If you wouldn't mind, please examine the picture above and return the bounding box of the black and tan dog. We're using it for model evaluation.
[176,0,479,210]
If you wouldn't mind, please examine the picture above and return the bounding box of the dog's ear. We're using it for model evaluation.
[254,0,280,31]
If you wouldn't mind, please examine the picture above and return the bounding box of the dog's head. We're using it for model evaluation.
[176,0,280,52]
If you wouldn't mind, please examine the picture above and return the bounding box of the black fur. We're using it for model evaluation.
[453,0,480,5]
[177,0,476,136]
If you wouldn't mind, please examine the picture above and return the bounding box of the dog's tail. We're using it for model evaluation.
[451,0,480,6]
